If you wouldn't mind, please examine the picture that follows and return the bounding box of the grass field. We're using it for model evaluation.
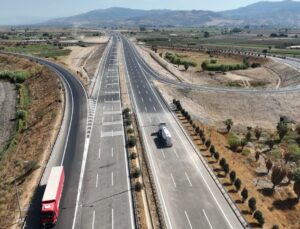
[3,44,71,58]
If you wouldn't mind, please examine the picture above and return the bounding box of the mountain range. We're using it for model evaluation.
[7,0,300,27]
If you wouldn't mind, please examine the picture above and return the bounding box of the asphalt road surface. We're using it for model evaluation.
[120,35,246,229]
[24,58,88,229]
[73,36,135,229]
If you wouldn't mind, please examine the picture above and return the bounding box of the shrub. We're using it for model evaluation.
[132,168,141,178]
[135,181,143,192]
[228,133,240,152]
[130,152,137,160]
[16,109,27,120]
[128,137,137,148]
[127,128,134,134]
[125,119,132,126]
[234,178,241,191]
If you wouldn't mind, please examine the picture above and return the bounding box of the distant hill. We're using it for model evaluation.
[222,0,300,26]
[43,1,300,27]
[46,7,234,27]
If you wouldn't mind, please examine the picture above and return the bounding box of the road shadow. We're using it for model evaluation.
[24,184,45,229]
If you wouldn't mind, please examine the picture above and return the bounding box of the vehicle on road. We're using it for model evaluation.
[41,166,65,228]
[158,123,173,147]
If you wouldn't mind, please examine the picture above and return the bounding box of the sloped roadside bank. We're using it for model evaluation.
[0,54,64,228]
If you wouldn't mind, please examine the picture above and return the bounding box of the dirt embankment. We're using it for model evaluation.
[0,54,64,228]
[156,82,300,131]
[138,44,300,89]
[60,43,107,87]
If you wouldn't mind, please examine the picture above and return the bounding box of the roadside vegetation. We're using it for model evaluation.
[0,54,64,228]
[128,27,300,58]
[173,99,300,228]
[2,44,71,59]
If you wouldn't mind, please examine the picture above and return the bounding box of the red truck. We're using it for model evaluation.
[41,166,65,228]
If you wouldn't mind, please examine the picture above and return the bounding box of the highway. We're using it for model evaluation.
[23,57,88,229]
[120,35,246,228]
[73,36,135,229]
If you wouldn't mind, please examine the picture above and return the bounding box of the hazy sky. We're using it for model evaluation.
[0,0,289,17]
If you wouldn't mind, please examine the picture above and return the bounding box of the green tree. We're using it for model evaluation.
[214,151,220,162]
[254,127,262,140]
[224,119,233,132]
[271,165,287,189]
[277,120,288,141]
[205,139,211,148]
[219,158,226,168]
[223,163,230,176]
[234,178,242,191]
[229,171,236,184]
[240,138,248,151]
[204,31,210,38]
[241,188,248,202]
[248,197,257,213]
[253,210,264,226]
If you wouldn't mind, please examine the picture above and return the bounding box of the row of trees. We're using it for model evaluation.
[165,52,197,70]
[173,99,265,226]
[225,118,300,200]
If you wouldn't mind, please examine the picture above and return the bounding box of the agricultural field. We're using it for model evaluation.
[127,27,300,58]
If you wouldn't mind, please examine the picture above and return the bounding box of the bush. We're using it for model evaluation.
[241,188,248,202]
[135,181,143,192]
[223,163,230,175]
[125,119,132,126]
[130,152,137,160]
[209,145,215,155]
[123,108,131,118]
[228,133,241,152]
[128,137,137,148]
[16,109,27,120]
[132,168,141,178]
[127,128,134,134]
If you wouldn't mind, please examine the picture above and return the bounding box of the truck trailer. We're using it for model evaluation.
[158,123,173,147]
[41,166,65,228]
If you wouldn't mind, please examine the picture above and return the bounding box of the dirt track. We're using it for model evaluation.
[0,81,16,152]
